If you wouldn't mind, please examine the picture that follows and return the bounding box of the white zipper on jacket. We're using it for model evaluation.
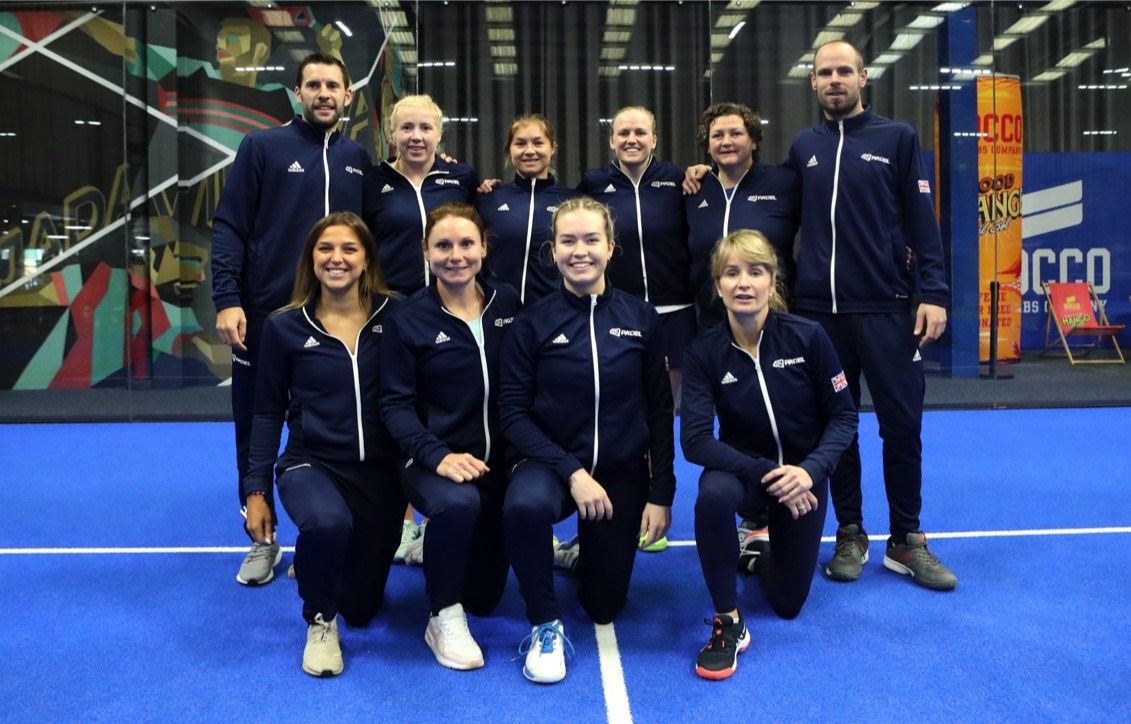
[716,165,751,239]
[520,181,536,304]
[616,157,653,302]
[731,332,784,466]
[302,298,388,461]
[387,160,446,286]
[588,294,601,475]
[441,288,497,461]
[829,121,846,314]
[321,133,332,215]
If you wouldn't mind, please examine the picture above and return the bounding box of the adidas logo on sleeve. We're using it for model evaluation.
[552,333,570,345]
[721,371,738,385]
[288,161,304,173]
[303,336,320,348]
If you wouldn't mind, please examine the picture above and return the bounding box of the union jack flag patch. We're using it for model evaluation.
[832,371,848,392]
[917,179,931,194]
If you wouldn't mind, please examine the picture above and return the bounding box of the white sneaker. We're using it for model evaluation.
[404,521,426,566]
[302,613,343,677]
[394,519,418,563]
[425,603,484,670]
[520,619,573,684]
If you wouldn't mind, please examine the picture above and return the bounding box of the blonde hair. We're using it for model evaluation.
[385,94,444,142]
[280,212,389,313]
[610,106,657,137]
[551,196,616,246]
[710,229,787,312]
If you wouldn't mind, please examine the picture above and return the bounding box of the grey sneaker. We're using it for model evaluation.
[825,524,869,582]
[553,536,579,575]
[236,540,281,585]
[303,613,343,677]
[883,532,958,591]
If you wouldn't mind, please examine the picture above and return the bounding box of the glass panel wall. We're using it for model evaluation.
[1,1,1128,421]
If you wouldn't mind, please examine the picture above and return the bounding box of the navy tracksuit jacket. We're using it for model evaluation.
[362,157,478,295]
[476,174,576,304]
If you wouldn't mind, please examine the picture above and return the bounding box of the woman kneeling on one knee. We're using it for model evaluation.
[681,229,857,681]
[380,202,521,671]
[499,196,675,684]
[243,212,407,677]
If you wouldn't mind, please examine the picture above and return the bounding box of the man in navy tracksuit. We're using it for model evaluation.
[786,40,956,590]
[212,53,370,586]
[362,156,478,294]
[476,173,575,303]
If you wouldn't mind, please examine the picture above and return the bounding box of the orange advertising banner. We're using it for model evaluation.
[977,76,1023,361]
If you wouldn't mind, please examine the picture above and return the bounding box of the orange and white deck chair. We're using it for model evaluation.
[1041,281,1124,364]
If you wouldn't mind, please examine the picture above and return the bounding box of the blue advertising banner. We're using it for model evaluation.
[1019,153,1131,349]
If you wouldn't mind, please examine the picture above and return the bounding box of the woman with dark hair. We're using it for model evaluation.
[684,102,800,331]
[499,196,674,684]
[681,229,856,680]
[476,113,576,304]
[242,211,406,678]
[379,202,521,671]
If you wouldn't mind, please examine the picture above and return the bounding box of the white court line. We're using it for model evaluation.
[0,546,296,555]
[663,526,1131,547]
[4,527,1128,724]
[594,623,633,724]
[2,527,1129,555]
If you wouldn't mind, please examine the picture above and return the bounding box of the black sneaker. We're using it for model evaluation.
[695,613,750,680]
[737,527,769,575]
[883,532,958,590]
[825,524,869,581]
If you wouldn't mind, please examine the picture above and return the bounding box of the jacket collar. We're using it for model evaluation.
[557,278,615,310]
[718,309,778,347]
[612,154,654,181]
[512,172,558,190]
[426,275,498,311]
[290,115,339,145]
[821,105,875,133]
